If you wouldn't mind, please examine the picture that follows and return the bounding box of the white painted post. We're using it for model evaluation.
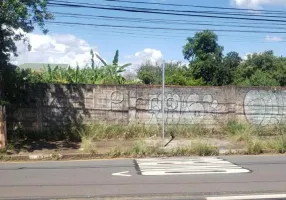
[162,60,165,149]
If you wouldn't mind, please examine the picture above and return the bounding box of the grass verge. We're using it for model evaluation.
[267,135,286,153]
[169,142,219,157]
[105,141,219,158]
[246,139,264,155]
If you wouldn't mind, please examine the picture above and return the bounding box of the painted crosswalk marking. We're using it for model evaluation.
[206,194,286,200]
[135,157,250,176]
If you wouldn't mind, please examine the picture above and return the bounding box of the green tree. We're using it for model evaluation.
[213,51,242,86]
[0,0,53,104]
[183,30,224,85]
[137,61,162,85]
[0,0,53,66]
[224,51,242,70]
[137,61,204,86]
[183,30,223,61]
[234,50,284,86]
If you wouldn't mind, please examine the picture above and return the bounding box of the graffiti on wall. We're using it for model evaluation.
[111,90,124,111]
[244,90,286,125]
[81,88,286,125]
[147,93,224,125]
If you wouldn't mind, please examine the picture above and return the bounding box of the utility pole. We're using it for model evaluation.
[162,60,165,149]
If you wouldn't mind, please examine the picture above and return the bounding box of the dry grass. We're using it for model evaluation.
[223,121,255,142]
[166,124,217,138]
[78,123,224,141]
[105,140,219,158]
[107,146,125,158]
[246,139,264,155]
[80,137,97,154]
[169,142,219,157]
[76,121,286,157]
[190,142,219,156]
[78,121,286,141]
[267,135,286,153]
[78,123,159,140]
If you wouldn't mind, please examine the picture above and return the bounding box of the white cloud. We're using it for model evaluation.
[10,31,164,74]
[124,48,163,73]
[265,35,283,42]
[10,32,101,67]
[243,52,253,60]
[232,0,286,8]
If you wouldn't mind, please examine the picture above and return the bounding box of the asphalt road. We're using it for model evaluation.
[0,155,286,199]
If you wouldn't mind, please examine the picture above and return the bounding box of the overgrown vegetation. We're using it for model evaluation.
[9,50,133,86]
[138,30,286,87]
[80,136,97,154]
[73,122,285,157]
[77,123,159,140]
[3,30,286,97]
[246,139,264,155]
[170,142,219,157]
[267,135,286,154]
[1,120,286,157]
[105,140,218,158]
[76,123,223,141]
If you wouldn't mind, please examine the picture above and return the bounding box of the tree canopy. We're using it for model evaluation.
[183,30,226,85]
[2,24,286,89]
[136,30,284,87]
[0,0,53,66]
[234,51,286,86]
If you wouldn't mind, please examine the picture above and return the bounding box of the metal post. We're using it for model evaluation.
[162,60,165,149]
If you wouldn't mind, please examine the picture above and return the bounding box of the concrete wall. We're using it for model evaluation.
[6,84,286,131]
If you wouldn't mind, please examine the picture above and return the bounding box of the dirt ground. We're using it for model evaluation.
[6,136,245,156]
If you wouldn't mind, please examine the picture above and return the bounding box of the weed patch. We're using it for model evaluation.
[80,137,97,154]
[190,142,219,156]
[268,135,286,153]
[246,139,264,155]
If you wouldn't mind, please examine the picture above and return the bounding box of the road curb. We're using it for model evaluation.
[0,149,283,162]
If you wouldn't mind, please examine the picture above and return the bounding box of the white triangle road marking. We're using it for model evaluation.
[112,171,132,177]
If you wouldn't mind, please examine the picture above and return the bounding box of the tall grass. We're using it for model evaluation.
[127,140,164,157]
[246,139,264,155]
[78,123,160,140]
[77,123,225,141]
[77,121,286,142]
[166,124,219,138]
[268,135,286,153]
[73,120,286,157]
[170,142,219,156]
[80,136,97,154]
[223,120,254,142]
[106,140,219,158]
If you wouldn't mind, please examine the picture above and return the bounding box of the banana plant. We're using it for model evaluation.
[42,64,59,83]
[95,50,131,84]
[64,64,81,84]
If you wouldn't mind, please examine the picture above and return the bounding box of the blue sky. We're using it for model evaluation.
[14,0,286,71]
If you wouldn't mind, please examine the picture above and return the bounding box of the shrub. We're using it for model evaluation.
[191,142,219,156]
[246,139,264,155]
[80,137,97,154]
[268,135,286,153]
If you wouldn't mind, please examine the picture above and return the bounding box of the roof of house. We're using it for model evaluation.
[18,63,69,71]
